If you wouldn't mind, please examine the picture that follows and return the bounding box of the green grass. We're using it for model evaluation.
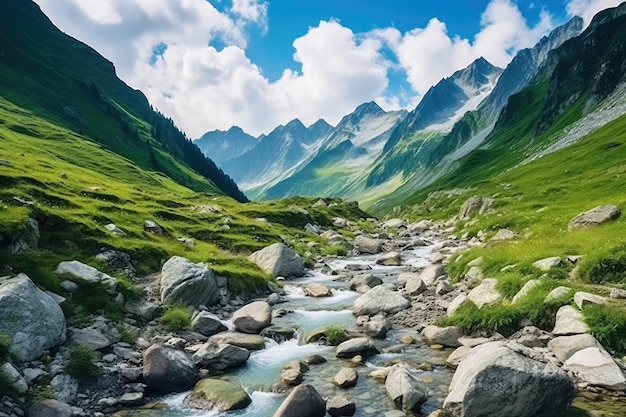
[324,325,348,346]
[66,345,101,379]
[0,334,12,362]
[583,304,626,355]
[159,305,192,331]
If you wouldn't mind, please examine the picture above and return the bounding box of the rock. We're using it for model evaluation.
[28,400,73,417]
[396,272,417,287]
[419,264,445,286]
[23,367,46,383]
[304,223,321,234]
[191,312,227,337]
[105,223,126,235]
[336,337,379,358]
[422,325,462,348]
[184,378,251,411]
[304,283,332,297]
[563,347,626,391]
[405,275,427,296]
[209,332,266,350]
[568,204,621,231]
[305,355,327,365]
[490,229,516,241]
[435,280,455,296]
[159,256,219,307]
[143,220,162,234]
[272,384,326,417]
[280,361,308,386]
[464,266,483,284]
[376,252,402,266]
[532,257,561,271]
[446,346,473,369]
[192,343,249,372]
[573,292,608,310]
[363,315,389,339]
[232,301,271,334]
[0,159,12,167]
[333,368,358,388]
[383,218,407,229]
[125,299,159,322]
[1,362,28,393]
[548,334,601,363]
[444,341,575,417]
[177,237,194,247]
[248,243,305,278]
[50,374,78,404]
[8,217,39,254]
[544,286,573,303]
[459,196,493,220]
[610,288,626,299]
[118,393,144,407]
[260,326,297,343]
[467,278,502,308]
[143,344,198,393]
[68,326,118,350]
[333,217,348,228]
[95,249,136,277]
[385,363,428,414]
[353,286,410,316]
[349,274,382,293]
[512,279,540,304]
[327,394,356,416]
[552,305,589,335]
[0,274,66,361]
[447,294,469,316]
[55,260,117,288]
[353,236,382,254]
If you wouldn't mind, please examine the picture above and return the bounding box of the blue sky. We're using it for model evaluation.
[34,0,620,137]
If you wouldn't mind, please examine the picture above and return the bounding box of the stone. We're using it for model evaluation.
[446,346,473,369]
[552,305,589,335]
[118,393,144,407]
[304,283,332,297]
[363,315,389,339]
[23,367,46,384]
[459,196,486,220]
[68,326,118,350]
[232,301,271,334]
[333,217,348,228]
[96,250,136,277]
[55,260,116,288]
[143,344,198,393]
[272,384,326,417]
[349,274,382,293]
[159,256,219,307]
[143,220,162,234]
[435,280,455,296]
[352,286,410,316]
[281,361,308,386]
[467,278,502,308]
[248,243,305,278]
[405,276,427,296]
[260,326,297,343]
[548,334,601,363]
[192,343,249,372]
[383,219,407,229]
[0,274,66,361]
[532,257,561,271]
[376,252,402,266]
[105,223,126,235]
[544,286,573,303]
[191,312,227,337]
[1,363,28,393]
[568,204,621,231]
[336,337,379,358]
[573,292,608,310]
[397,272,417,287]
[209,332,266,350]
[184,378,251,411]
[8,218,39,254]
[327,394,356,416]
[408,220,434,234]
[305,355,327,365]
[490,229,516,241]
[563,347,626,391]
[333,368,358,388]
[28,400,72,417]
[447,294,469,316]
[610,288,626,299]
[59,280,79,293]
[419,264,445,286]
[444,341,575,417]
[512,279,541,304]
[50,374,78,404]
[353,235,382,254]
[125,299,159,322]
[422,325,462,348]
[385,363,428,414]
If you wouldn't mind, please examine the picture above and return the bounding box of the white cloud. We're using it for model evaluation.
[566,0,624,25]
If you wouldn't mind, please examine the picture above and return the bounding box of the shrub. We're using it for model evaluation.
[66,345,101,379]
[324,325,348,346]
[583,304,626,355]
[580,246,626,284]
[119,328,139,344]
[26,385,55,406]
[159,305,191,330]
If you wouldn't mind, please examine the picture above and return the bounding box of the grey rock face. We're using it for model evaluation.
[232,301,272,334]
[191,311,227,337]
[159,256,219,308]
[568,204,621,231]
[143,344,198,393]
[248,243,305,278]
[353,235,382,254]
[385,363,428,414]
[192,343,250,372]
[0,274,66,361]
[422,325,463,348]
[272,384,326,417]
[55,260,117,288]
[353,286,410,316]
[563,347,626,391]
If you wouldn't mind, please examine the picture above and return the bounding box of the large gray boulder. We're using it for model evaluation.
[332,367,358,388]
[0,274,66,361]
[563,347,626,391]
[385,363,428,414]
[191,311,227,337]
[349,274,382,293]
[568,204,621,231]
[184,378,251,411]
[547,334,601,363]
[159,256,219,308]
[192,343,250,372]
[353,235,382,254]
[55,260,117,288]
[143,344,198,393]
[248,243,304,278]
[209,332,266,350]
[272,384,326,417]
[336,337,379,358]
[444,341,575,417]
[422,325,462,348]
[467,278,502,308]
[353,286,410,316]
[232,301,272,334]
[419,264,445,286]
[552,305,588,335]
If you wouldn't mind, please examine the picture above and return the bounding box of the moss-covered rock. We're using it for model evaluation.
[183,378,251,411]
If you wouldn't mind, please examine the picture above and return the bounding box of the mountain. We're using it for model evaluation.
[195,126,257,166]
[0,0,247,202]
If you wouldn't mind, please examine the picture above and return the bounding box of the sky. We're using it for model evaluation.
[34,0,622,138]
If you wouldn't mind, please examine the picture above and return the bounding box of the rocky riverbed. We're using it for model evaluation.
[1,217,625,417]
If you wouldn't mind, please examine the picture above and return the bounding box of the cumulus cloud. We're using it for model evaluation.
[566,0,624,25]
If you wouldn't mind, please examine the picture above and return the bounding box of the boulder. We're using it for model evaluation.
[568,204,621,231]
[0,274,66,361]
[28,400,73,417]
[363,315,389,339]
[232,301,272,334]
[336,337,379,358]
[447,294,469,317]
[8,217,39,254]
[419,264,445,286]
[96,250,136,278]
[192,343,250,372]
[55,260,117,288]
[552,305,588,335]
[353,235,382,254]
[184,378,251,411]
[609,288,626,299]
[444,341,575,417]
[563,347,626,391]
[281,361,308,386]
[408,220,435,234]
[191,311,227,337]
[105,223,126,235]
[248,243,305,278]
[68,325,118,350]
[467,278,502,308]
[490,229,516,241]
[544,286,573,304]
[143,220,162,234]
[385,363,428,414]
[50,374,78,404]
[327,394,356,416]
[1,362,28,393]
[459,196,493,220]
[376,252,402,266]
[353,286,410,316]
[547,334,601,363]
[125,299,159,322]
[159,256,219,307]
[532,257,561,271]
[405,275,427,296]
[383,218,407,229]
[446,346,473,369]
[143,344,198,393]
[573,291,608,310]
[272,384,326,417]
[304,283,332,297]
[209,332,266,350]
[511,279,540,304]
[260,326,297,343]
[349,274,382,293]
[333,367,358,388]
[422,325,462,348]
[436,280,455,296]
[397,272,417,287]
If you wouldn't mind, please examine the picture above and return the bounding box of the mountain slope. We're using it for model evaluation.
[0,0,247,202]
[195,126,257,167]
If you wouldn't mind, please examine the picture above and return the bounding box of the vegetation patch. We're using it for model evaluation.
[583,304,626,355]
[324,325,348,346]
[66,345,101,379]
[159,305,192,331]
